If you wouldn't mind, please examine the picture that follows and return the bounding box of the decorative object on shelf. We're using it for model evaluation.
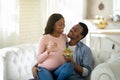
[93,16,108,29]
[98,0,104,10]
[96,20,108,29]
[109,14,120,22]
[113,15,120,22]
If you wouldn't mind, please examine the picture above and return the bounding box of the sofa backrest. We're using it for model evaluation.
[0,44,38,80]
[92,50,112,67]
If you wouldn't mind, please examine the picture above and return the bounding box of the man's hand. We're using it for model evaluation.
[32,64,40,80]
[64,56,74,63]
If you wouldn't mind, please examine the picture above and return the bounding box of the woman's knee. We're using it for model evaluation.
[66,62,74,68]
[37,67,54,80]
[65,62,74,72]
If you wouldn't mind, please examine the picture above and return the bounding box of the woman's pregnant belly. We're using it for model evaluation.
[38,52,66,71]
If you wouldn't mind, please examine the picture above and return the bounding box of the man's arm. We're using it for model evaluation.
[32,63,40,80]
[81,47,93,77]
[64,57,83,74]
[71,59,83,74]
[64,47,93,77]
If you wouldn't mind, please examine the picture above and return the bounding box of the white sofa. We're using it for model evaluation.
[0,43,120,80]
[0,44,38,80]
[91,50,120,80]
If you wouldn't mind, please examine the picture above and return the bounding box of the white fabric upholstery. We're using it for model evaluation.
[91,50,120,80]
[92,50,111,67]
[0,44,120,80]
[0,44,38,80]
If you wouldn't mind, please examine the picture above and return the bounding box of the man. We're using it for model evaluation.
[65,22,93,80]
[32,22,93,80]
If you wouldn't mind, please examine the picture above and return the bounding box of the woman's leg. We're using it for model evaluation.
[37,67,54,80]
[53,62,74,80]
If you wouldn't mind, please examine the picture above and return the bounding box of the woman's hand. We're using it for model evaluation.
[47,42,57,53]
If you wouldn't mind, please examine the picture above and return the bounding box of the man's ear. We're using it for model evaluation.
[80,35,84,39]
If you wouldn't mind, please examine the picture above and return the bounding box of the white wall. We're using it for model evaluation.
[86,0,113,19]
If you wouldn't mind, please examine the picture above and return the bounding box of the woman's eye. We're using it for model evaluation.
[59,24,64,27]
[59,24,62,26]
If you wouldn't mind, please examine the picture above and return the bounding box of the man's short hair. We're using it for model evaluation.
[79,22,88,37]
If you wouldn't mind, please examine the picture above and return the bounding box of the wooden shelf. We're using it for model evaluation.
[89,29,120,34]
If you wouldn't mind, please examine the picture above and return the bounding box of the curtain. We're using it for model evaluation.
[0,0,19,48]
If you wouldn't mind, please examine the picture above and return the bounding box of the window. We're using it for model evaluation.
[113,0,120,14]
[0,0,19,48]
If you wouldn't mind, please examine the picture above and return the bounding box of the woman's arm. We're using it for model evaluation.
[37,36,49,63]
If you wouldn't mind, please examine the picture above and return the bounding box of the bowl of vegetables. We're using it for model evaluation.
[96,21,108,29]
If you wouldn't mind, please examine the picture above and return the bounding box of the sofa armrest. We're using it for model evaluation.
[0,44,38,80]
[0,48,9,80]
[91,63,115,80]
[91,59,120,80]
[0,55,4,80]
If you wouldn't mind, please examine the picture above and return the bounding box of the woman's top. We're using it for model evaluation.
[37,34,67,71]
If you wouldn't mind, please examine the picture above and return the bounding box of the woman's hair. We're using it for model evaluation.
[44,13,64,34]
[79,22,88,38]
